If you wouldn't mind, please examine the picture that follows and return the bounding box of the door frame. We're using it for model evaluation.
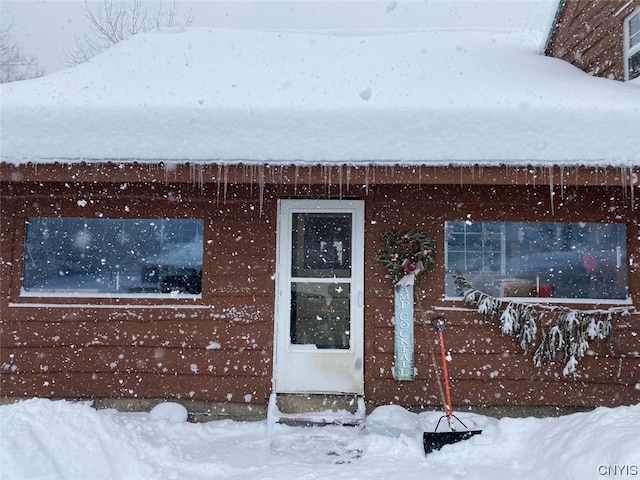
[273,199,365,395]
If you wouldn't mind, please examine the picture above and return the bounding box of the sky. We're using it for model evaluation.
[1,0,557,75]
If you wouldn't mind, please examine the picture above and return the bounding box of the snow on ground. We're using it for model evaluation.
[1,398,639,480]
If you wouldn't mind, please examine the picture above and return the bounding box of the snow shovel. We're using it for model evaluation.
[423,315,482,454]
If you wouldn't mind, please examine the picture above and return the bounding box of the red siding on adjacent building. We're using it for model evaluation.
[545,0,640,80]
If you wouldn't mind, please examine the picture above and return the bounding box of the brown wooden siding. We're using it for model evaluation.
[1,166,639,409]
[365,183,639,408]
[545,0,640,80]
[1,181,278,403]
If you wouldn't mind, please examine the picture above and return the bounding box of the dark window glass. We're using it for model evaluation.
[629,50,640,80]
[23,218,203,295]
[290,213,352,278]
[289,212,353,348]
[445,221,628,300]
[290,282,351,349]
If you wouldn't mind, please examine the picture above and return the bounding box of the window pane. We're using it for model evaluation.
[23,218,203,295]
[629,50,640,80]
[290,282,350,349]
[445,221,503,274]
[445,221,628,300]
[291,213,352,278]
[629,11,640,48]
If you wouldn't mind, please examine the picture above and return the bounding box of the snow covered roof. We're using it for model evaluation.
[1,27,639,167]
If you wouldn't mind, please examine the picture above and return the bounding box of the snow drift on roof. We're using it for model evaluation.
[1,27,639,166]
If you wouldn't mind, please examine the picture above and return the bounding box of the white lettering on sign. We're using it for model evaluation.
[394,285,414,380]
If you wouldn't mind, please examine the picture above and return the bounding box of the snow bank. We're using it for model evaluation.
[1,27,639,166]
[1,398,638,480]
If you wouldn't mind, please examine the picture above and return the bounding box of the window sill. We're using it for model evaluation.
[9,301,208,309]
[442,295,633,306]
[11,291,204,308]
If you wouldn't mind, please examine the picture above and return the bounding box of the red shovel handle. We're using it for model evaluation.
[431,316,454,420]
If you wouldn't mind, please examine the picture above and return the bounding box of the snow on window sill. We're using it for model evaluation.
[12,290,204,308]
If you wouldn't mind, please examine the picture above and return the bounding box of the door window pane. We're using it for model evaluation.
[445,221,628,300]
[291,213,352,278]
[290,282,350,349]
[22,218,203,295]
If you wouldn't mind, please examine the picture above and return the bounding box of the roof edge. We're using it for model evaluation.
[1,161,638,189]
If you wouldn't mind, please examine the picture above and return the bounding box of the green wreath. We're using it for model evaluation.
[375,230,436,285]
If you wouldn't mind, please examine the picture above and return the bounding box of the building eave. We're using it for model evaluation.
[2,161,638,189]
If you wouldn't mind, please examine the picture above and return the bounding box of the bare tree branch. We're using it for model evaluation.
[0,23,45,83]
[64,0,193,66]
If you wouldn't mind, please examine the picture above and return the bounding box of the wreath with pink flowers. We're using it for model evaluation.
[375,230,436,285]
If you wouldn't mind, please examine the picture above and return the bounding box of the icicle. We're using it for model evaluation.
[293,165,299,195]
[548,166,555,215]
[619,166,626,204]
[216,164,223,207]
[325,164,332,197]
[530,165,538,188]
[624,166,637,211]
[364,164,370,195]
[346,164,351,192]
[252,164,258,198]
[337,164,343,199]
[223,164,229,204]
[630,167,636,210]
[258,164,265,216]
[245,165,252,201]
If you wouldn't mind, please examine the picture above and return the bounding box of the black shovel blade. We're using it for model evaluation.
[423,430,482,454]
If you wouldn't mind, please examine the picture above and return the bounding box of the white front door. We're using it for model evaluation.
[274,199,364,394]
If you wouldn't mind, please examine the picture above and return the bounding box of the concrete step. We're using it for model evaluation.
[267,393,366,426]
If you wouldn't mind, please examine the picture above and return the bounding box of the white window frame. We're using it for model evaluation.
[624,8,640,81]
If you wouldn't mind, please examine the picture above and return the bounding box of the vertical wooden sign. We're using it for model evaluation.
[394,284,414,380]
